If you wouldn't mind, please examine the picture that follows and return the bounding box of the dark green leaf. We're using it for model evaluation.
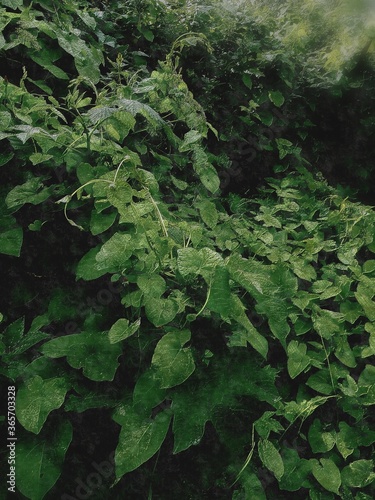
[16,376,69,434]
[115,406,171,479]
[40,331,122,381]
[16,420,72,500]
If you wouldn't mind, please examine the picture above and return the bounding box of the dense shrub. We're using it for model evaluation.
[1,1,374,498]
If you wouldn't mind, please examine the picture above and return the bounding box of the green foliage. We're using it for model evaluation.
[0,0,375,499]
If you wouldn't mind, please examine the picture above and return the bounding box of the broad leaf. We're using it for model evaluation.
[177,247,222,280]
[16,420,72,500]
[287,340,310,379]
[108,318,140,344]
[269,90,285,107]
[5,178,52,211]
[311,458,341,494]
[95,232,133,272]
[279,448,312,492]
[152,330,195,388]
[16,376,69,434]
[172,354,278,453]
[114,406,171,479]
[341,460,375,488]
[40,331,122,381]
[206,266,232,316]
[258,439,284,480]
[76,246,107,280]
[145,297,179,327]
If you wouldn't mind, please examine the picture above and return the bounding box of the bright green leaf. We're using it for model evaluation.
[258,439,284,480]
[108,318,140,344]
[311,458,341,494]
[342,460,375,488]
[152,330,195,388]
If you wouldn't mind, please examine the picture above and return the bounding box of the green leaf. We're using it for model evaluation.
[90,210,117,235]
[334,336,356,368]
[108,318,141,344]
[287,340,310,379]
[133,369,166,415]
[279,448,312,492]
[206,266,232,316]
[137,274,166,297]
[2,316,25,349]
[311,458,341,494]
[115,407,171,479]
[363,260,375,274]
[340,301,363,324]
[308,419,336,453]
[228,295,268,358]
[336,421,357,459]
[177,247,222,280]
[5,178,52,211]
[16,376,69,434]
[258,439,284,480]
[0,226,23,257]
[236,471,266,499]
[16,420,72,500]
[104,111,136,142]
[29,153,53,165]
[151,330,195,388]
[106,180,133,215]
[0,110,12,131]
[171,175,188,190]
[0,151,14,166]
[307,369,335,395]
[172,354,278,453]
[192,146,220,193]
[2,315,49,357]
[40,331,122,381]
[55,30,103,83]
[312,307,343,340]
[64,391,117,413]
[242,73,253,90]
[269,90,285,107]
[291,257,317,281]
[179,130,202,152]
[138,25,154,42]
[254,411,284,439]
[30,52,69,80]
[276,138,294,159]
[338,240,361,264]
[145,297,179,327]
[358,364,375,405]
[341,460,375,488]
[95,232,133,272]
[87,105,116,124]
[355,287,375,322]
[76,246,107,281]
[197,198,218,228]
